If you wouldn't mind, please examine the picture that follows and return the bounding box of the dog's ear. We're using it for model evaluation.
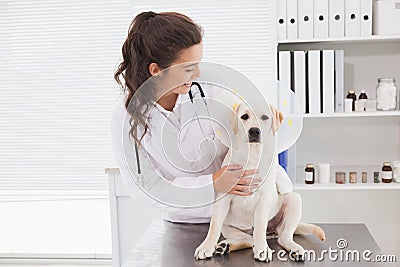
[230,103,240,135]
[269,104,284,135]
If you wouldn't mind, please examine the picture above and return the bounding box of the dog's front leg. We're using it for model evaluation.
[253,196,273,262]
[194,195,231,260]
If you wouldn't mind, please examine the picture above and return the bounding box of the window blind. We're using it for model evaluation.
[0,0,277,200]
[0,0,133,199]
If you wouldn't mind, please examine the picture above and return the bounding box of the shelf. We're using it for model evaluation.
[303,110,400,118]
[278,34,400,45]
[294,182,400,190]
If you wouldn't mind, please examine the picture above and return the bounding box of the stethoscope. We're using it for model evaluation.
[134,82,213,181]
[188,81,205,103]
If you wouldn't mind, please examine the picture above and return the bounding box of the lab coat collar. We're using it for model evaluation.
[142,92,200,140]
[150,93,184,129]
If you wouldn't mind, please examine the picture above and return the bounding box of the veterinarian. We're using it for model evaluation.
[111,11,293,223]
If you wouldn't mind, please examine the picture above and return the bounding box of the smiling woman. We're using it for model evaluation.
[114,11,204,143]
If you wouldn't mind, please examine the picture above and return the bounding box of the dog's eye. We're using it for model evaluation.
[261,115,269,120]
[240,114,249,120]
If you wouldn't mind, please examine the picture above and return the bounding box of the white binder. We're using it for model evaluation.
[307,50,321,114]
[278,51,291,115]
[314,0,329,39]
[329,0,345,38]
[360,0,372,36]
[287,0,298,39]
[334,50,345,112]
[322,50,335,114]
[277,0,287,40]
[294,51,306,113]
[345,0,361,37]
[298,0,314,39]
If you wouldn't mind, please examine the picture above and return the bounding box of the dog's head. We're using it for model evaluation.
[230,101,283,144]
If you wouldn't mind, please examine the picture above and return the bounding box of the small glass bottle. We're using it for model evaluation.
[381,162,393,183]
[362,172,368,183]
[349,172,357,183]
[305,164,315,184]
[359,90,368,111]
[376,78,398,111]
[346,90,357,111]
[374,172,380,183]
[335,172,346,184]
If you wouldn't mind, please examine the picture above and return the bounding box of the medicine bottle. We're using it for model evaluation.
[362,172,368,183]
[349,172,357,183]
[374,172,380,183]
[381,162,393,183]
[346,90,357,111]
[305,164,315,184]
[335,172,346,184]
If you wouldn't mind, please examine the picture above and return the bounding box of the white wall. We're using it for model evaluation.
[0,199,111,258]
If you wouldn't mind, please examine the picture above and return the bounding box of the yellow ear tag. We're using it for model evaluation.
[216,129,222,136]
[288,118,293,126]
[233,103,238,110]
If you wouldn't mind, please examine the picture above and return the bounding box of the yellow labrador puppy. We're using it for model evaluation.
[194,101,325,262]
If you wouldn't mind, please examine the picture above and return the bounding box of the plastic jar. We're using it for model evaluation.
[376,78,398,111]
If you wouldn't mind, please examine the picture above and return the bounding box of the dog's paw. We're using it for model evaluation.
[288,245,305,262]
[214,240,230,255]
[194,242,216,260]
[289,249,305,261]
[253,244,273,262]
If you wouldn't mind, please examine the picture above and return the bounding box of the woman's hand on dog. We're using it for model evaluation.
[212,165,261,196]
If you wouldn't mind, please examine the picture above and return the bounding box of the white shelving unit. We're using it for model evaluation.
[304,110,400,118]
[294,182,400,190]
[279,34,400,44]
[278,34,400,258]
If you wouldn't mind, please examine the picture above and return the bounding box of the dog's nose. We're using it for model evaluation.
[248,127,261,143]
[248,127,261,136]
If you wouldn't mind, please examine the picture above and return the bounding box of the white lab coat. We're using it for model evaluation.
[111,84,293,223]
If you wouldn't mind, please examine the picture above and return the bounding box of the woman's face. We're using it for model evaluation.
[169,42,203,95]
[150,42,203,97]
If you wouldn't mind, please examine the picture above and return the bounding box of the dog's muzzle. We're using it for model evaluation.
[248,127,261,143]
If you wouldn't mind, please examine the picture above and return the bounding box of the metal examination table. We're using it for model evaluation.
[123,220,395,267]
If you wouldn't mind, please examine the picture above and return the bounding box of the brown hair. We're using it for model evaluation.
[114,11,203,143]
